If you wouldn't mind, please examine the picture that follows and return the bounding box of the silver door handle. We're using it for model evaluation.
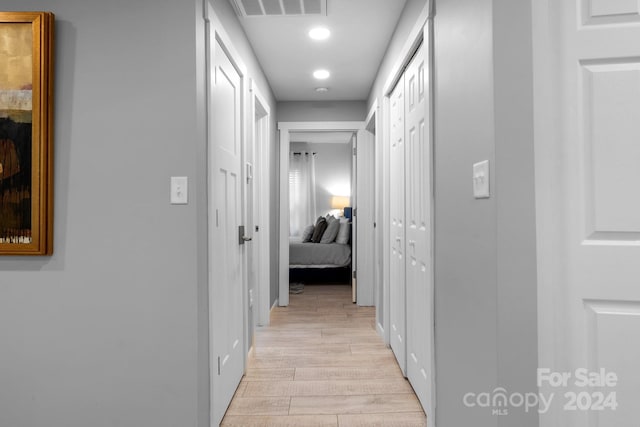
[242,236,252,242]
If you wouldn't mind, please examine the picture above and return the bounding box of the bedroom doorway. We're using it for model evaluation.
[288,132,354,295]
[278,121,368,308]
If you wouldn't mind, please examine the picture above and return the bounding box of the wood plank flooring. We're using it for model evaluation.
[221,284,426,427]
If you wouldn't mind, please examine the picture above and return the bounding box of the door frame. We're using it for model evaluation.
[250,80,271,327]
[365,101,386,339]
[278,121,365,307]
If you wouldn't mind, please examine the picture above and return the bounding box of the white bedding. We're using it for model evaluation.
[289,237,351,268]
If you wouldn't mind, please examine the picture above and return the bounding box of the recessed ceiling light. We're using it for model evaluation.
[315,87,329,93]
[309,27,330,41]
[313,69,330,80]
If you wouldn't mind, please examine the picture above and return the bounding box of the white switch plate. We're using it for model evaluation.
[473,160,490,199]
[171,176,188,204]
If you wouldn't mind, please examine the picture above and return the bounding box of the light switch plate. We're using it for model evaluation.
[171,176,188,204]
[473,160,490,199]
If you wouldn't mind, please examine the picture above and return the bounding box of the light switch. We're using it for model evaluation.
[473,160,490,199]
[171,176,188,204]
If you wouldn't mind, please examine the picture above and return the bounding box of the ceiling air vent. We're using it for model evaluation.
[231,0,327,17]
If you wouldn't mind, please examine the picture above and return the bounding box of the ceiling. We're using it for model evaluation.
[231,0,408,101]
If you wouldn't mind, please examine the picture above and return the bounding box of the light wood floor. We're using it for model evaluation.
[221,283,426,427]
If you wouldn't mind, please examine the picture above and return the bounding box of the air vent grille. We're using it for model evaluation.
[231,0,327,17]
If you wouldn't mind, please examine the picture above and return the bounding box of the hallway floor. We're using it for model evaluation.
[221,284,426,426]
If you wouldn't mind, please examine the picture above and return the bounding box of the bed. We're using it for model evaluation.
[289,215,352,283]
[289,236,351,268]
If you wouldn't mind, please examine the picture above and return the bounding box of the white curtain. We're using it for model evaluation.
[289,152,317,236]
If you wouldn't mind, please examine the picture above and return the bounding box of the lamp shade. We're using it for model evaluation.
[331,196,350,210]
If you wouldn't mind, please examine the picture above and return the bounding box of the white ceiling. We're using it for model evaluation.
[232,0,408,101]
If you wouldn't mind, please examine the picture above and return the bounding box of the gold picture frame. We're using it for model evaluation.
[0,12,54,255]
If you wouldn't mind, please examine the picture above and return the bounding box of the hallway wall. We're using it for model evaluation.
[277,101,366,122]
[434,0,538,426]
[0,1,277,427]
[0,2,201,426]
[366,0,538,426]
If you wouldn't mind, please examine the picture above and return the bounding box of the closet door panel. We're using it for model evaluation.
[389,76,406,373]
[405,40,433,414]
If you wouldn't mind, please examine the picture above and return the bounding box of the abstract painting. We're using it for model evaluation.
[0,12,54,255]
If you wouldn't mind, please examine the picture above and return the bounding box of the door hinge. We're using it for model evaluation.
[217,356,221,375]
[353,270,357,279]
[353,147,357,156]
[353,208,357,217]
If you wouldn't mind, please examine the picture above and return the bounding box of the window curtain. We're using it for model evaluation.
[289,152,317,236]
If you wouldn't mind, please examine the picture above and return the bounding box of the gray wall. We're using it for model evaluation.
[367,0,429,108]
[433,0,538,426]
[493,0,538,426]
[277,101,366,122]
[0,1,277,427]
[290,142,352,218]
[434,0,498,424]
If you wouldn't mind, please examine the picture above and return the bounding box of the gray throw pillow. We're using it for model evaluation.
[311,217,327,243]
[301,225,314,242]
[320,218,340,243]
[336,221,350,244]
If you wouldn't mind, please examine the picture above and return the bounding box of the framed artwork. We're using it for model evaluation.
[0,12,54,255]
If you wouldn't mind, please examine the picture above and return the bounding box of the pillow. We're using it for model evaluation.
[311,217,327,243]
[320,218,340,243]
[301,225,314,242]
[336,221,350,244]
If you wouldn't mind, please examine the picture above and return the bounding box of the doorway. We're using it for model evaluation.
[277,121,369,308]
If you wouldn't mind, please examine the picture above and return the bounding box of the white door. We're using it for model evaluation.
[209,36,245,426]
[404,41,433,416]
[536,1,640,426]
[389,76,406,373]
[356,129,376,306]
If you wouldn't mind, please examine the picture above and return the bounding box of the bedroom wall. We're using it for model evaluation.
[0,1,278,427]
[277,101,366,122]
[290,141,353,221]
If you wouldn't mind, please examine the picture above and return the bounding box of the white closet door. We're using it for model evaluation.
[404,40,433,415]
[389,75,406,373]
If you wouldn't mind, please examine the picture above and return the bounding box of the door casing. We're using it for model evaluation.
[277,121,365,307]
